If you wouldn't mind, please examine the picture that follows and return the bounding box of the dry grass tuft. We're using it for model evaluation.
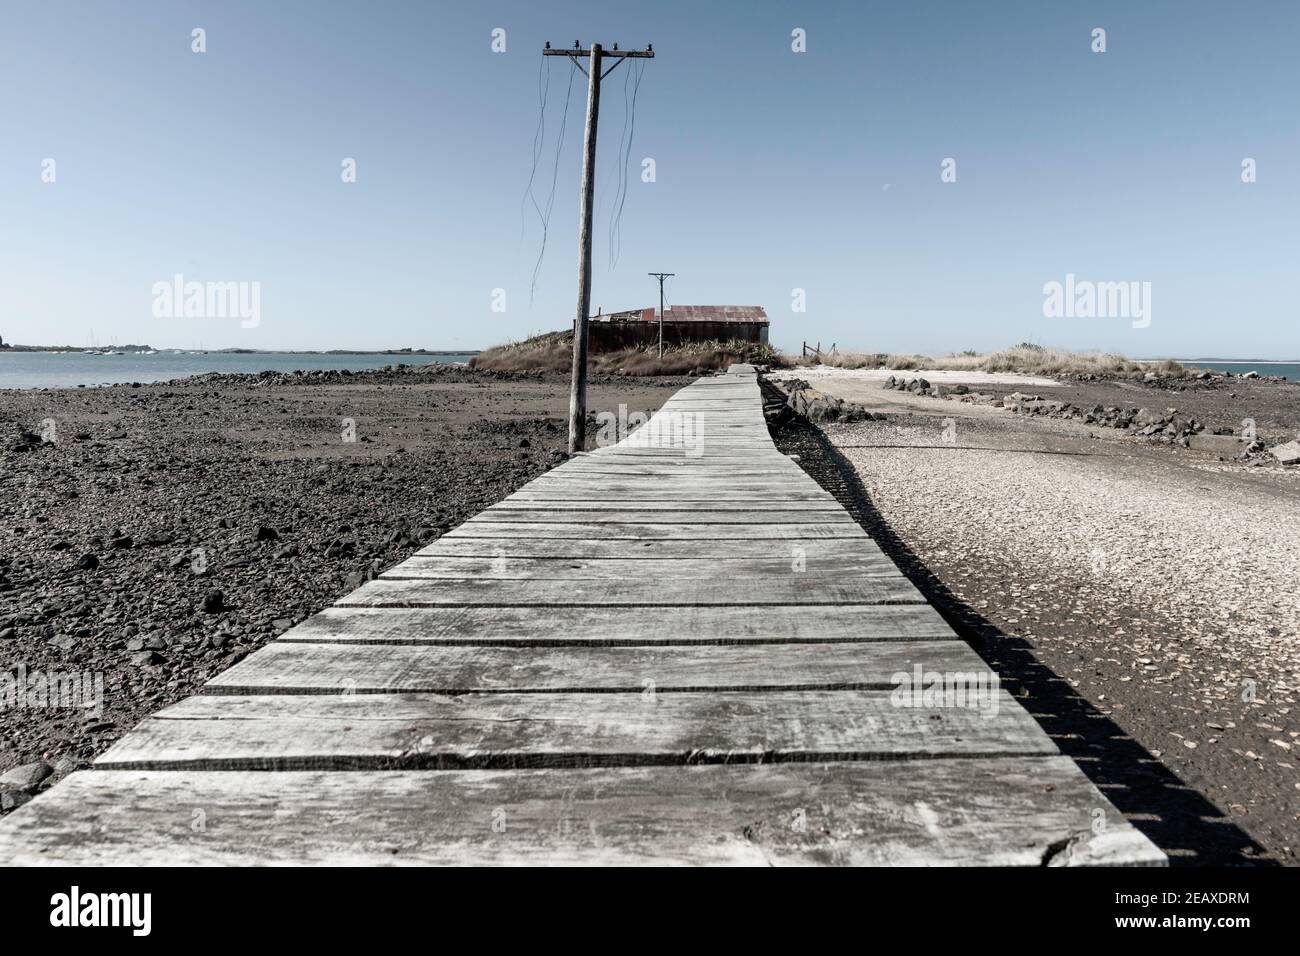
[781,343,1188,378]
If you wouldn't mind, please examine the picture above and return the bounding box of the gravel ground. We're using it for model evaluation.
[771,371,1300,864]
[0,364,684,812]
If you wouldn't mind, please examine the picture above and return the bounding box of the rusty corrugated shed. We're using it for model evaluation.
[594,305,768,324]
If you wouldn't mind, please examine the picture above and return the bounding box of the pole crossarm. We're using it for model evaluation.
[543,44,654,58]
[543,44,653,78]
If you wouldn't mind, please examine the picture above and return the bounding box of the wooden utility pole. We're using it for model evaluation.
[648,272,674,359]
[543,41,654,453]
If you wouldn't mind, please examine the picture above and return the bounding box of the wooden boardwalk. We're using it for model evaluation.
[0,366,1164,865]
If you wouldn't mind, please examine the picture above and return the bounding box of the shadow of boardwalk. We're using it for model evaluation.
[767,408,1271,866]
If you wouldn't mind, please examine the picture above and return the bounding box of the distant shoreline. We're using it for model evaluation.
[0,346,480,355]
[1172,358,1300,364]
[0,349,480,390]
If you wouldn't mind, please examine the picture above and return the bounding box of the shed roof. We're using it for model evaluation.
[594,305,768,324]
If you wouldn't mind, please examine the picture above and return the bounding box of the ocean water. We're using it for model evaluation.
[1180,361,1300,379]
[0,351,475,389]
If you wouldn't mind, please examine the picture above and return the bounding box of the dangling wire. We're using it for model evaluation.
[607,59,644,271]
[605,61,632,270]
[520,56,551,248]
[530,58,578,303]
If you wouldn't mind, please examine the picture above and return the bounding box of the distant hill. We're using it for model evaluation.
[0,343,155,352]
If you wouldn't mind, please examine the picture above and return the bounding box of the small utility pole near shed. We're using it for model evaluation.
[543,40,655,453]
[648,272,674,359]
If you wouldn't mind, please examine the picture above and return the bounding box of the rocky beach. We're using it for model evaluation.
[0,364,686,810]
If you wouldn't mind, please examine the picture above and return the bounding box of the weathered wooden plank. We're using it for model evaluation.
[205,639,982,694]
[441,522,868,540]
[388,554,897,580]
[509,492,831,504]
[597,424,768,430]
[626,425,767,432]
[607,409,759,415]
[0,760,1164,865]
[622,435,770,440]
[416,536,885,559]
[585,442,774,447]
[551,459,796,466]
[612,441,813,447]
[504,496,838,506]
[531,471,806,481]
[94,690,1048,770]
[490,500,839,512]
[541,465,804,475]
[525,470,811,478]
[629,426,767,432]
[515,481,820,489]
[600,447,777,455]
[513,483,828,497]
[590,433,776,439]
[641,407,765,415]
[571,450,793,459]
[577,444,773,450]
[580,448,777,454]
[345,574,923,606]
[612,443,778,448]
[650,408,764,413]
[624,429,768,435]
[545,457,795,464]
[619,429,769,435]
[536,468,807,480]
[625,414,766,420]
[463,510,856,525]
[275,604,956,645]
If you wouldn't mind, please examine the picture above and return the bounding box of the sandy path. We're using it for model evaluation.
[788,375,1300,862]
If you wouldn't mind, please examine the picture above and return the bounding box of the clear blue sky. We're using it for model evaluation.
[3,0,1297,357]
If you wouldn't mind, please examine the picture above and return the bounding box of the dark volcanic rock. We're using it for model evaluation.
[47,634,77,652]
[780,381,875,424]
[0,760,52,793]
[0,791,32,812]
